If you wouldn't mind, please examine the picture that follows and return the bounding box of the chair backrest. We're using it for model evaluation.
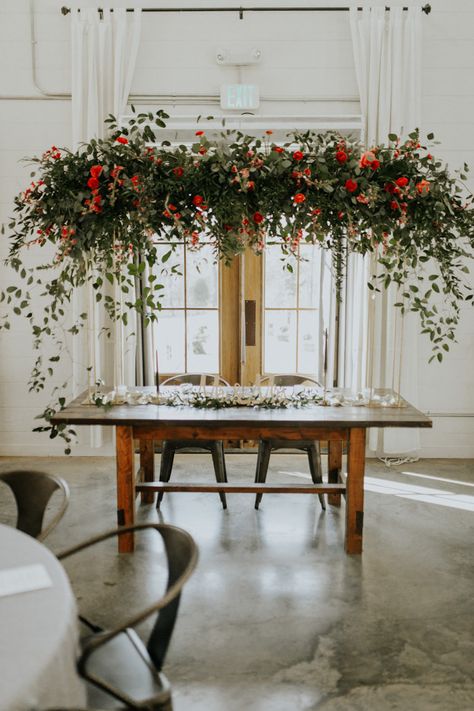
[0,470,70,541]
[146,524,198,670]
[257,374,321,387]
[161,373,230,387]
[58,523,198,678]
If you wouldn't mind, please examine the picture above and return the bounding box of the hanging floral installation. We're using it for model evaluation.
[1,108,473,449]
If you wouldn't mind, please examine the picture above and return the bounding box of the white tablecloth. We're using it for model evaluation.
[0,524,87,711]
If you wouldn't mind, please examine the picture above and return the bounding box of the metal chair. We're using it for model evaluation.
[157,373,230,510]
[254,375,326,511]
[57,523,198,711]
[0,470,70,541]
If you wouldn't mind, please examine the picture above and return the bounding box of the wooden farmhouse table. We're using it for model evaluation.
[52,388,431,555]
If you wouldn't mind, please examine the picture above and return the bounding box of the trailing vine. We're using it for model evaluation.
[1,108,473,451]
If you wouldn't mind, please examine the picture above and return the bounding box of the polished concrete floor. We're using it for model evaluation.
[1,453,474,710]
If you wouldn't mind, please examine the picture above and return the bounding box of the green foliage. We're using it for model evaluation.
[1,109,474,450]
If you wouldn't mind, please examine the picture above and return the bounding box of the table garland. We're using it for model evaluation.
[87,386,404,410]
[89,386,324,410]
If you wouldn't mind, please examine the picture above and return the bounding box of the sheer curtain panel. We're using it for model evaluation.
[349,4,423,460]
[71,7,142,447]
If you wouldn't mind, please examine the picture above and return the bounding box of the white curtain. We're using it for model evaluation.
[349,4,422,458]
[70,7,142,447]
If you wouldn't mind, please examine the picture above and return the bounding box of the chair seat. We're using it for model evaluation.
[83,628,171,710]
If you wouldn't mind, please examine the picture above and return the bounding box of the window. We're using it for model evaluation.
[263,243,321,375]
[154,241,219,375]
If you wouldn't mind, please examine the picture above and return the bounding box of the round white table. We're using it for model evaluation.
[0,524,87,711]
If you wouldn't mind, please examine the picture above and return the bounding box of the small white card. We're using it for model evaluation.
[0,563,53,598]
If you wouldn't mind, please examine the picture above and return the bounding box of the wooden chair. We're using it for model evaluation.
[254,375,326,511]
[57,523,198,711]
[157,374,230,510]
[0,470,70,541]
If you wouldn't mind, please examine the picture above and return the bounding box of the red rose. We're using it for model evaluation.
[293,193,306,204]
[384,183,395,193]
[131,175,139,185]
[253,211,264,224]
[390,201,400,210]
[303,168,311,176]
[273,146,284,153]
[311,208,321,216]
[247,180,255,190]
[293,150,304,161]
[90,165,103,178]
[345,179,358,193]
[116,136,128,144]
[336,150,348,164]
[173,166,184,177]
[195,130,204,136]
[198,147,207,155]
[371,159,380,170]
[87,177,99,190]
[168,203,177,211]
[337,211,344,220]
[265,130,273,135]
[192,195,204,206]
[395,177,409,187]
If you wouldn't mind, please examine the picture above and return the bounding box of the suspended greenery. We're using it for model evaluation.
[1,108,473,450]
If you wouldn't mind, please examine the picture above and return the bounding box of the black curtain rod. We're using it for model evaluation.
[61,5,432,18]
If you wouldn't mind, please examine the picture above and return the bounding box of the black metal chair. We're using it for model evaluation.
[254,375,326,511]
[57,523,198,711]
[0,469,70,541]
[157,373,230,510]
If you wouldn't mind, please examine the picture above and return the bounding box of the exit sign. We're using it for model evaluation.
[220,84,260,111]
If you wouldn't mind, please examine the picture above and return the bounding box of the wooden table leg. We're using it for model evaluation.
[116,425,135,553]
[139,439,155,504]
[328,439,343,507]
[345,427,366,554]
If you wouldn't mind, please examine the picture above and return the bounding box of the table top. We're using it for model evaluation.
[0,524,86,710]
[52,387,432,429]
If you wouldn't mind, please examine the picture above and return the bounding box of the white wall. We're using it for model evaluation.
[0,0,473,456]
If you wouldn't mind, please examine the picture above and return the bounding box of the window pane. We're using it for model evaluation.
[187,310,219,373]
[298,310,319,377]
[264,310,297,373]
[186,245,218,308]
[155,244,184,308]
[264,247,297,308]
[156,310,185,373]
[299,244,320,309]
